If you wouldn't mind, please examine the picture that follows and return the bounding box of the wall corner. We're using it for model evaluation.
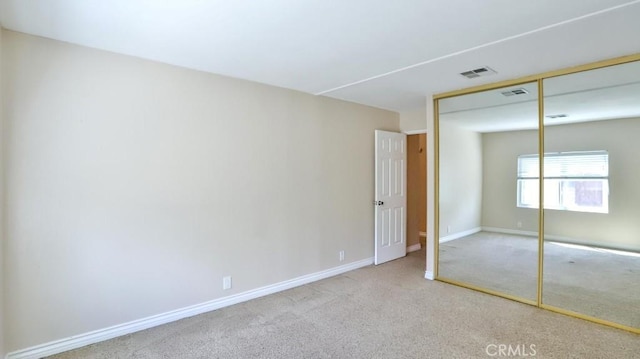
[425,95,436,278]
[0,26,6,359]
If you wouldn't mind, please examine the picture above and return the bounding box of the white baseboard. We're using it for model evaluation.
[6,258,373,359]
[407,243,422,252]
[424,270,434,280]
[439,227,481,243]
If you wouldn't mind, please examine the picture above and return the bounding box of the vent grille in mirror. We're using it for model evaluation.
[501,88,529,96]
[546,114,569,119]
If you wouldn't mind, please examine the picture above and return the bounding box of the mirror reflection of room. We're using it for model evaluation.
[437,59,640,331]
[438,82,539,301]
[542,60,640,329]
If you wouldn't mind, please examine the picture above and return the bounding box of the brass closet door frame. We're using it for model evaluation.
[432,53,640,335]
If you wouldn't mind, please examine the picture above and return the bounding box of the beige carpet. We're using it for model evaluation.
[439,231,640,329]
[439,232,538,300]
[49,250,639,358]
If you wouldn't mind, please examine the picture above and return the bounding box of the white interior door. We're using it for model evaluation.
[374,130,407,265]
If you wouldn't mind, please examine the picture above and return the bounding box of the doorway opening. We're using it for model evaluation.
[407,133,427,254]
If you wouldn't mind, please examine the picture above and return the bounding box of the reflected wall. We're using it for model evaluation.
[542,61,640,329]
[438,83,539,301]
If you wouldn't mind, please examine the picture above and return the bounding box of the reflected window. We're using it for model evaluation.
[517,151,609,213]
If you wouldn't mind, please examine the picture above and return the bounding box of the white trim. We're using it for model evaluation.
[403,129,427,135]
[424,270,435,280]
[419,231,427,237]
[481,227,537,238]
[407,243,422,252]
[5,258,373,359]
[439,227,481,243]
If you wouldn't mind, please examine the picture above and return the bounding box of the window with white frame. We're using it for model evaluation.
[517,151,609,213]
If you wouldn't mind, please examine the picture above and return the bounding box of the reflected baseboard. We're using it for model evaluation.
[481,226,538,238]
[439,227,481,243]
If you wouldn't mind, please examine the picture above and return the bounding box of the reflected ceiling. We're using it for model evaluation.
[439,60,640,132]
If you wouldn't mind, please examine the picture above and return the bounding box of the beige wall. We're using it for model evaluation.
[399,107,427,133]
[482,129,538,233]
[439,122,483,238]
[0,26,5,359]
[482,118,640,251]
[2,30,399,352]
[425,98,436,276]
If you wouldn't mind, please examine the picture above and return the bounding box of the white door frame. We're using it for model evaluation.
[403,129,434,279]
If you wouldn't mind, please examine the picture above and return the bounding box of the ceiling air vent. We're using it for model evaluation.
[546,114,568,119]
[501,88,529,97]
[460,66,496,79]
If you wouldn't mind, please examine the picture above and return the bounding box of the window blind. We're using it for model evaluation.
[517,151,608,179]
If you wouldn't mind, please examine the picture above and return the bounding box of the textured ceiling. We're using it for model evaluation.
[1,0,640,111]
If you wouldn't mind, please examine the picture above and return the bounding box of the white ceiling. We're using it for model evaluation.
[1,0,640,112]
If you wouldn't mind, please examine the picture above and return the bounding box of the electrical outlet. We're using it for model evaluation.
[223,276,232,290]
[447,225,451,234]
[339,250,345,262]
[517,221,523,228]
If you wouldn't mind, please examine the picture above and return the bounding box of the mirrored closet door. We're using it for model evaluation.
[437,82,539,302]
[542,60,640,330]
[435,55,640,334]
